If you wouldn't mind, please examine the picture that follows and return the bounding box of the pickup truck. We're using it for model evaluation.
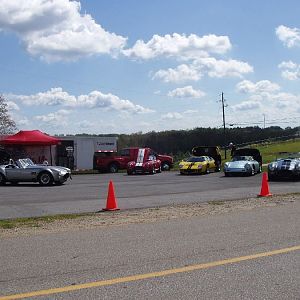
[93,147,173,173]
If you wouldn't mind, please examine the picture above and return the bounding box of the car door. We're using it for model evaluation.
[5,165,23,181]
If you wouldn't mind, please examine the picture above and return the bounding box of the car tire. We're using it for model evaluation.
[205,164,210,174]
[258,165,262,173]
[38,172,53,186]
[224,172,230,177]
[109,163,118,173]
[161,162,170,171]
[150,166,155,174]
[0,174,6,185]
[127,170,133,175]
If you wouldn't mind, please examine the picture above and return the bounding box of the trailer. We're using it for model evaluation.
[57,136,117,170]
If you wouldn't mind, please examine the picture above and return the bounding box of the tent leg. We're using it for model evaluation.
[50,146,53,165]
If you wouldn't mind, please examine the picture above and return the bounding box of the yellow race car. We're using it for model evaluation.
[179,156,216,175]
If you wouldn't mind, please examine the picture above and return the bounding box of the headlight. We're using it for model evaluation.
[179,164,183,168]
[198,165,203,169]
[224,162,229,168]
[268,162,277,171]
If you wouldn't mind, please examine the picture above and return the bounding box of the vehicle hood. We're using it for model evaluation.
[225,161,248,168]
[270,158,300,169]
[179,161,205,168]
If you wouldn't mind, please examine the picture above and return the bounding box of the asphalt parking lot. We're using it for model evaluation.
[1,171,300,219]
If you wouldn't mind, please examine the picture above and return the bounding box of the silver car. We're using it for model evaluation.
[224,155,261,176]
[0,158,71,186]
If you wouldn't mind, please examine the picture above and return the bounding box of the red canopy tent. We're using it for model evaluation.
[0,130,60,164]
[0,130,60,145]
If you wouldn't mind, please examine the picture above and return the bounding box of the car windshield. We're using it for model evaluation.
[186,156,206,162]
[232,156,252,161]
[16,158,35,168]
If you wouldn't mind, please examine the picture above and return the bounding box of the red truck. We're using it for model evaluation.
[93,147,173,173]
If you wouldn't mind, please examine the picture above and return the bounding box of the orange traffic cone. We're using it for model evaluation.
[103,180,120,211]
[258,172,272,197]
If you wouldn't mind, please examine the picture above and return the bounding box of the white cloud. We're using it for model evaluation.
[183,109,198,114]
[6,101,20,111]
[276,25,300,48]
[10,87,77,106]
[230,86,300,123]
[153,58,253,83]
[35,109,70,127]
[123,33,231,60]
[278,60,300,80]
[167,86,205,98]
[6,88,153,114]
[76,91,154,113]
[161,112,183,120]
[153,64,202,83]
[281,70,300,80]
[195,57,253,78]
[0,0,126,62]
[278,60,297,69]
[236,80,280,94]
[78,120,93,129]
[231,101,261,111]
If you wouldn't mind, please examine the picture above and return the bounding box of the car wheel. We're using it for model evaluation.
[109,163,118,173]
[0,174,6,185]
[150,166,155,174]
[38,172,53,186]
[161,162,170,171]
[224,172,229,177]
[127,170,133,175]
[205,164,210,174]
[157,166,162,173]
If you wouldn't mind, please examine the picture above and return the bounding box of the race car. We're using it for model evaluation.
[223,155,261,176]
[268,153,300,180]
[127,148,161,175]
[223,148,262,176]
[0,158,71,185]
[179,156,216,175]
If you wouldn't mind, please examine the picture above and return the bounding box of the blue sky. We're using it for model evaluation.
[1,0,300,135]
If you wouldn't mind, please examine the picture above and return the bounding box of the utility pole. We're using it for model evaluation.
[263,114,266,129]
[221,92,227,159]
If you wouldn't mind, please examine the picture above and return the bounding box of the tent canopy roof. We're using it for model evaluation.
[0,130,60,145]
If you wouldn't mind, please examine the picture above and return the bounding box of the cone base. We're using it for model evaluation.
[257,193,273,197]
[102,208,120,211]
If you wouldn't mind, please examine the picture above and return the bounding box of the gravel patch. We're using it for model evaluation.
[1,194,299,237]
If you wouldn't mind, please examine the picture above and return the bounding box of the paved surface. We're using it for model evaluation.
[0,198,299,299]
[0,172,300,219]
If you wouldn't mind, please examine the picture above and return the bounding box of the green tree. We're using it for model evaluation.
[0,95,17,135]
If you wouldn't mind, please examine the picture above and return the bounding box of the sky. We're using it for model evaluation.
[1,0,300,135]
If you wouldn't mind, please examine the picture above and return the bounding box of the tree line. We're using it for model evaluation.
[77,126,300,155]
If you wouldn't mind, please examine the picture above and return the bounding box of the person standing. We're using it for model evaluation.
[228,142,236,157]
